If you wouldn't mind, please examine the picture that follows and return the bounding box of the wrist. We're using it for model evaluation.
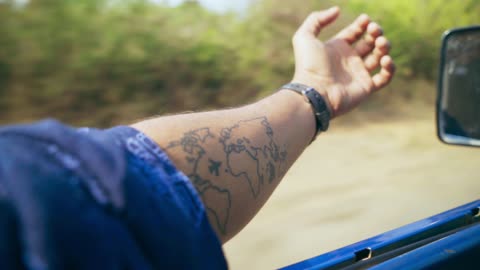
[291,74,336,118]
[268,90,317,144]
[279,82,332,142]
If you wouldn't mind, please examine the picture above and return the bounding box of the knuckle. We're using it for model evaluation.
[308,11,323,21]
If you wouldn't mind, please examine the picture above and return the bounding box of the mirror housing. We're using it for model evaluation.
[437,26,480,147]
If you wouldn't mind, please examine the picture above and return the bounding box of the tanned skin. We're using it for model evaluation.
[132,6,395,243]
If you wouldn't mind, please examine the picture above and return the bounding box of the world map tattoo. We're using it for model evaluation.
[165,117,287,235]
[165,128,232,234]
[208,159,222,176]
[219,117,287,197]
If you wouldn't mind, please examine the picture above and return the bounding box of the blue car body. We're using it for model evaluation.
[282,200,480,269]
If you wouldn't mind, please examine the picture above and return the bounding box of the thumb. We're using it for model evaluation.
[296,7,340,38]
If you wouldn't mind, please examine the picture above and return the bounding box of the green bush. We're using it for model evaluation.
[0,0,478,126]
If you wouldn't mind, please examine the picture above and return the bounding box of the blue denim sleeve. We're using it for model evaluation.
[100,125,228,269]
[0,119,227,270]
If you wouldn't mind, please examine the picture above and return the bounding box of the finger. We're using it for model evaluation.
[334,14,370,44]
[355,22,383,57]
[364,36,391,72]
[372,55,395,91]
[296,6,340,37]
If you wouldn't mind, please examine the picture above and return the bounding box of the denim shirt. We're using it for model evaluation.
[0,119,227,270]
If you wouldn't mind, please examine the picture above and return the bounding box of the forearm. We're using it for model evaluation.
[131,7,395,244]
[132,90,315,242]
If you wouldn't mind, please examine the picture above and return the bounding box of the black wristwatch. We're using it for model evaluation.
[280,83,332,141]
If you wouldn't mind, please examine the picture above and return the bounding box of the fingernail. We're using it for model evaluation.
[359,14,369,21]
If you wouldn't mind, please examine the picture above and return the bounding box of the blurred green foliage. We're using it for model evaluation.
[348,0,479,79]
[0,0,478,126]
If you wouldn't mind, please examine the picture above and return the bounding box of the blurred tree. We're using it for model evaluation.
[348,0,480,79]
[0,0,477,126]
[0,1,14,95]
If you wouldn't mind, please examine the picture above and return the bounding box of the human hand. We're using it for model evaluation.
[292,7,395,118]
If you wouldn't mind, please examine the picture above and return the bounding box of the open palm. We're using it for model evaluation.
[292,7,395,118]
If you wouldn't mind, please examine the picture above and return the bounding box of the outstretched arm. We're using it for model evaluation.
[132,7,394,243]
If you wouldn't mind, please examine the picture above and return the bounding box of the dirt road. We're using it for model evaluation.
[223,116,480,269]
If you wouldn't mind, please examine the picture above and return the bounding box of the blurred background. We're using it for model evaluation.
[0,0,479,269]
[1,0,478,126]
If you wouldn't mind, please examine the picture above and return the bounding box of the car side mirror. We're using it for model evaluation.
[437,26,480,147]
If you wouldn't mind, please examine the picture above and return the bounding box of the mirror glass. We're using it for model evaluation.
[438,27,480,146]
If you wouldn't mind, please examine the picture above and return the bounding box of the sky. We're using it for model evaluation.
[160,0,253,13]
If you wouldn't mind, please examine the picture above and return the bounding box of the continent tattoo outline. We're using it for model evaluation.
[165,117,287,234]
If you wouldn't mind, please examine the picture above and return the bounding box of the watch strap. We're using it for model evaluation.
[280,83,331,141]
